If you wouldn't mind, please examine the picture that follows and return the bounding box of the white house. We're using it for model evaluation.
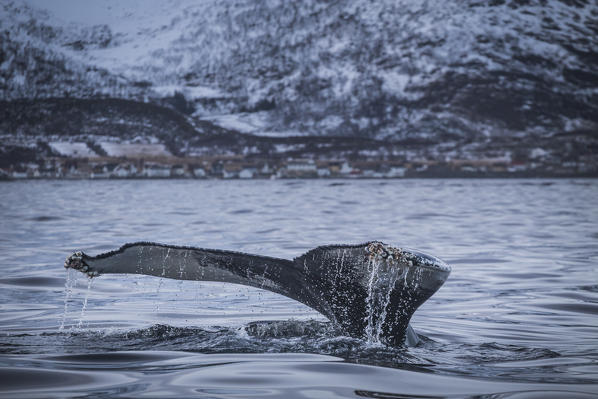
[239,168,256,179]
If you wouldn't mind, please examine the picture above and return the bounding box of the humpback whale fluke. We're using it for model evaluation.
[64,242,450,346]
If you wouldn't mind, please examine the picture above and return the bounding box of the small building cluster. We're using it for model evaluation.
[2,154,594,180]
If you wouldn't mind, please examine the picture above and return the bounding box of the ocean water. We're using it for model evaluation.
[0,179,597,398]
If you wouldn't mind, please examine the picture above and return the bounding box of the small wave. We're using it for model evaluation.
[229,209,253,214]
[0,276,64,288]
[26,216,62,222]
[45,352,177,365]
[2,321,412,363]
[578,285,598,293]
[3,323,586,383]
[245,320,340,339]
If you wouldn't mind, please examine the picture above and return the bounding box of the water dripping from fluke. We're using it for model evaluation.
[75,278,93,330]
[155,277,164,313]
[59,268,77,331]
[63,241,451,346]
[364,257,381,344]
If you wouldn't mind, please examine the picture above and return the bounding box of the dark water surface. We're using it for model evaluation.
[1,179,597,398]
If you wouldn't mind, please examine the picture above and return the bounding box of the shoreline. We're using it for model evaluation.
[2,174,597,181]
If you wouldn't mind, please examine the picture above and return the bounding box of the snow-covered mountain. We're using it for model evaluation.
[1,0,597,162]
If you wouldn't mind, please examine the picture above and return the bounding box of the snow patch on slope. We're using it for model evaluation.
[153,84,227,100]
[49,142,97,158]
[202,112,308,137]
[99,142,171,157]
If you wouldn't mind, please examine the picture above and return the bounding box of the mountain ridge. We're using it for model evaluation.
[0,0,596,175]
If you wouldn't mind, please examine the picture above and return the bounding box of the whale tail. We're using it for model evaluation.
[65,241,450,346]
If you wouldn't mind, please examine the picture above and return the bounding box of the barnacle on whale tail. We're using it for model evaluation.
[366,241,450,272]
[64,251,98,277]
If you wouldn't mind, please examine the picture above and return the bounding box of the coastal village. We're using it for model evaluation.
[1,140,593,180]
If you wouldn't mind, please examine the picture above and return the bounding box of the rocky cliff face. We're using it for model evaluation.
[1,0,596,164]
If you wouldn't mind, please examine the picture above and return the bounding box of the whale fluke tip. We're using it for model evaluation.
[65,251,98,277]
